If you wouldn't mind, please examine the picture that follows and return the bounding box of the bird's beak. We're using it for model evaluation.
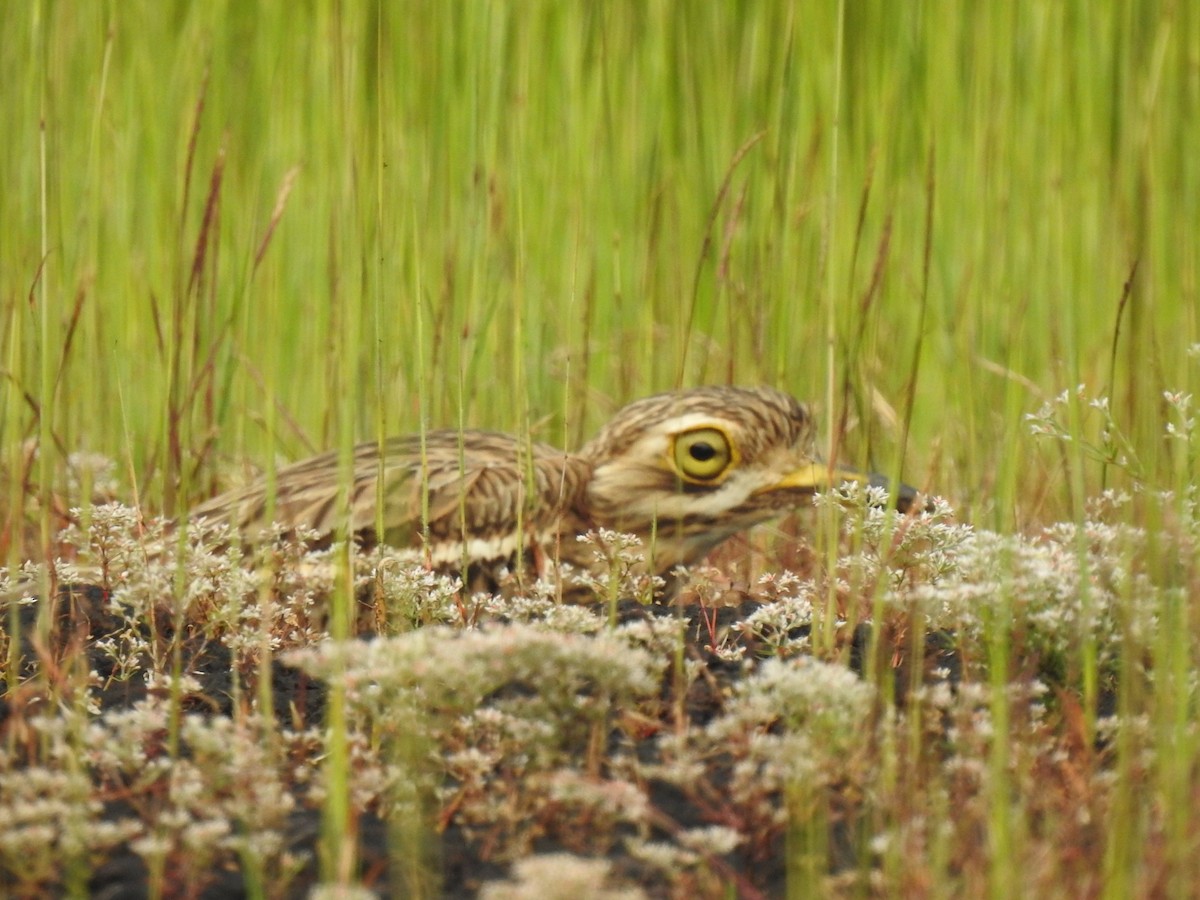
[765,461,924,513]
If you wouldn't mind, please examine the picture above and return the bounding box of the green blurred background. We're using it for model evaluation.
[2,2,1196,545]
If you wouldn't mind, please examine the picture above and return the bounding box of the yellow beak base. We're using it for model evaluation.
[764,462,924,513]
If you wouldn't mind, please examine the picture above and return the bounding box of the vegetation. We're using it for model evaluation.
[2,2,1198,897]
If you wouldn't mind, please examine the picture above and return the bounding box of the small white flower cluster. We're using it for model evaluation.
[1022,384,1175,478]
[735,586,816,655]
[482,590,609,636]
[648,657,876,834]
[307,884,381,900]
[814,483,971,590]
[0,688,314,895]
[289,623,662,736]
[625,825,742,882]
[0,559,45,604]
[908,517,1157,681]
[57,503,169,591]
[1163,390,1196,441]
[712,657,875,749]
[572,529,664,603]
[287,622,671,858]
[546,770,650,826]
[65,452,121,502]
[479,852,648,900]
[367,552,466,629]
[0,761,140,890]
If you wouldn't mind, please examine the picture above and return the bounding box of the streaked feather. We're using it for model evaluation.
[192,431,593,561]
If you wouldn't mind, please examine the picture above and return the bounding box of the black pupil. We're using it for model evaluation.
[689,441,717,462]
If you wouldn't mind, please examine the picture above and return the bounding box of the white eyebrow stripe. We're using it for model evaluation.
[655,412,731,432]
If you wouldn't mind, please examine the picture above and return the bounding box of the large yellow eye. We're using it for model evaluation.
[673,427,734,482]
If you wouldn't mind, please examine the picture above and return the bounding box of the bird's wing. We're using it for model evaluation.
[192,430,588,553]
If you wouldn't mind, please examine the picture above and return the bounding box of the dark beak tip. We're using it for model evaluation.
[866,474,933,514]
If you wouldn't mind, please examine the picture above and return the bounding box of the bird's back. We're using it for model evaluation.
[192,430,594,573]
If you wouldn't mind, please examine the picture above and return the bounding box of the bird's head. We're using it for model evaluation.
[580,385,919,571]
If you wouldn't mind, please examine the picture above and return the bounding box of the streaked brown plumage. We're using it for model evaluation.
[192,386,920,593]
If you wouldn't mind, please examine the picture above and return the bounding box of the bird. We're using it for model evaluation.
[190,386,923,597]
